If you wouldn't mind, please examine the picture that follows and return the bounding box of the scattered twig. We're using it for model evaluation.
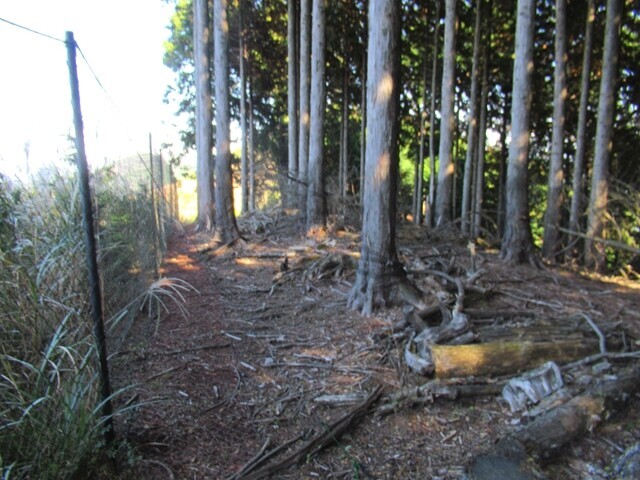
[226,436,272,480]
[149,342,232,357]
[576,312,607,354]
[498,288,564,311]
[145,365,183,383]
[141,459,175,480]
[200,364,242,415]
[562,351,640,370]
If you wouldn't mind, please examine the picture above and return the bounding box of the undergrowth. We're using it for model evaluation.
[0,164,175,479]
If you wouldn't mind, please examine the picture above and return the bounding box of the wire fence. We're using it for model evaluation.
[0,17,181,479]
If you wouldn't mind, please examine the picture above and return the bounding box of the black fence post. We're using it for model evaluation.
[65,30,115,446]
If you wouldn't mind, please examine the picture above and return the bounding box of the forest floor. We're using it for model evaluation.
[112,210,640,480]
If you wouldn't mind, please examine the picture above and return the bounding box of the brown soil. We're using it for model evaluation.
[111,212,640,480]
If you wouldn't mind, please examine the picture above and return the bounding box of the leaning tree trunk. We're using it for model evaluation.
[434,0,457,227]
[298,0,311,203]
[213,0,240,243]
[306,0,327,233]
[568,0,595,257]
[194,0,214,231]
[542,0,568,261]
[500,0,537,266]
[461,0,482,237]
[585,0,622,271]
[426,0,441,228]
[287,0,298,207]
[348,0,402,316]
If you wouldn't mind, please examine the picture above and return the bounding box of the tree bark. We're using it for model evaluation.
[298,0,311,203]
[194,0,214,231]
[542,0,568,261]
[585,0,622,271]
[306,0,327,232]
[500,0,537,266]
[426,0,441,228]
[568,0,595,258]
[434,0,457,227]
[461,0,482,236]
[348,0,402,316]
[287,0,298,207]
[213,0,240,242]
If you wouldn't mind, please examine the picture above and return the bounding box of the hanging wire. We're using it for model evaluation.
[0,15,171,202]
[0,16,65,43]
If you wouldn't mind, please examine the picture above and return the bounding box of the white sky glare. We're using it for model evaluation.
[0,0,178,177]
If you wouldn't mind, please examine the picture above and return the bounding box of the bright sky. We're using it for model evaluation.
[0,0,180,178]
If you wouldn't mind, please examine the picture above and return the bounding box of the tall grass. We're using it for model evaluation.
[0,161,174,479]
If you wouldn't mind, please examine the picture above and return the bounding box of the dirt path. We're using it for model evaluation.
[113,218,640,480]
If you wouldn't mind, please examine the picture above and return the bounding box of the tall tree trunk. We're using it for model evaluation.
[213,0,240,242]
[194,0,214,231]
[287,0,298,207]
[239,2,249,215]
[472,47,489,240]
[359,49,367,208]
[500,0,537,266]
[452,94,460,220]
[461,0,482,236]
[585,0,622,271]
[415,40,428,225]
[306,0,327,232]
[435,0,457,227]
[497,94,510,236]
[348,0,401,316]
[298,0,311,203]
[341,68,349,205]
[569,0,595,257]
[542,0,568,261]
[426,0,441,228]
[249,77,256,212]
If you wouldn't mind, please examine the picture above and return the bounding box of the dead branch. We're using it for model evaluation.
[226,436,272,480]
[562,350,640,370]
[576,312,607,354]
[236,386,383,480]
[377,380,504,416]
[557,226,640,255]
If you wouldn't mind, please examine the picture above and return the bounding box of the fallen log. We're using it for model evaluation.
[431,340,599,379]
[468,365,640,480]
